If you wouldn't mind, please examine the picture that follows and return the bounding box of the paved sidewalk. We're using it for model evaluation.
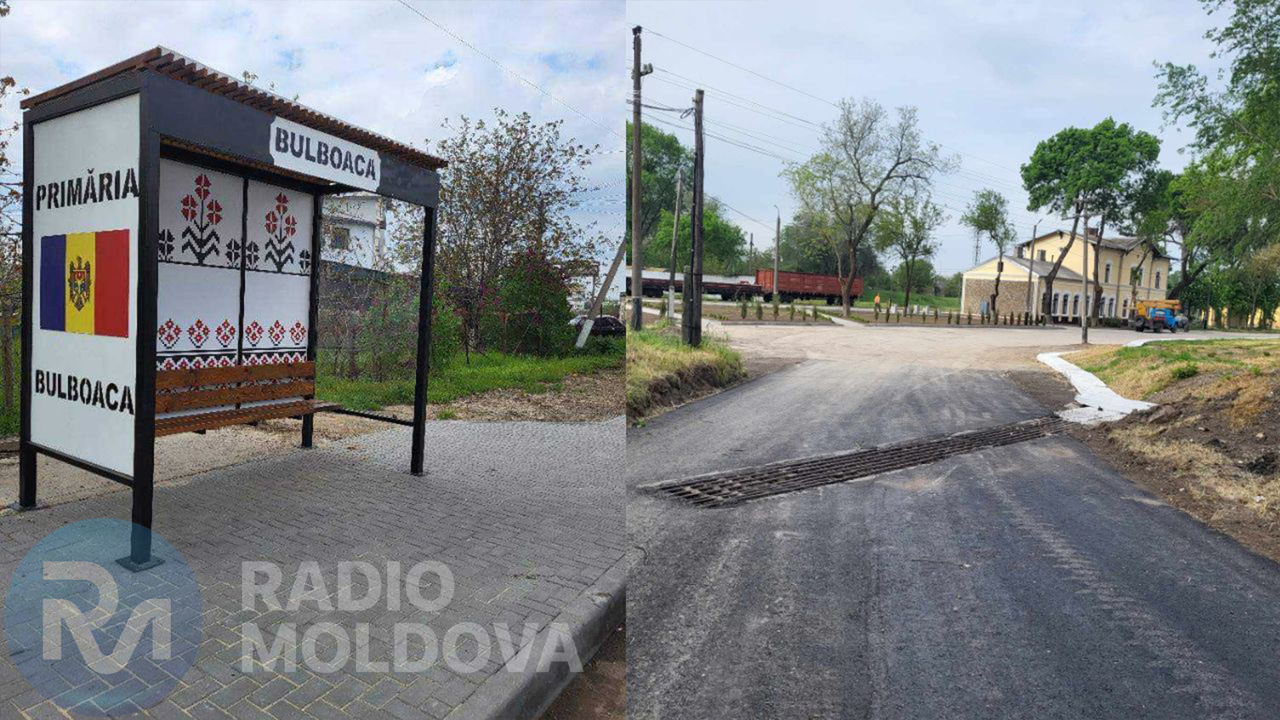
[0,418,624,719]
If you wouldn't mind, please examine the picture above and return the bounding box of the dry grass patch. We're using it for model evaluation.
[627,324,745,421]
[1071,339,1280,401]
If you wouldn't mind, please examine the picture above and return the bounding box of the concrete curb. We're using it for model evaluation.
[1037,351,1155,425]
[447,557,627,720]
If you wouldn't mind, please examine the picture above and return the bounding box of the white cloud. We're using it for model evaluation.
[629,0,1226,274]
[0,0,625,241]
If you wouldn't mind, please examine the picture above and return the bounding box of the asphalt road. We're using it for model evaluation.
[626,325,1280,719]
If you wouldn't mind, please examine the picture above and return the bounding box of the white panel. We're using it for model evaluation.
[156,263,241,370]
[241,272,310,366]
[157,159,243,270]
[30,95,140,475]
[243,180,312,377]
[157,159,244,371]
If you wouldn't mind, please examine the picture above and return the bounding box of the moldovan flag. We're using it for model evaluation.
[40,230,129,337]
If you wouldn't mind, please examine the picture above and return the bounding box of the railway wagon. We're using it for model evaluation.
[756,269,863,304]
[627,269,757,301]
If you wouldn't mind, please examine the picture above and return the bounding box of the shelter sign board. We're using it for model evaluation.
[269,117,379,192]
[29,95,141,475]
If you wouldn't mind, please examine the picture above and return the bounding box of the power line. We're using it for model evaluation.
[396,0,620,139]
[642,26,1024,174]
[646,28,838,109]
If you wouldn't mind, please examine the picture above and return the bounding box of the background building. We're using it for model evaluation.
[323,193,388,270]
[961,230,1172,321]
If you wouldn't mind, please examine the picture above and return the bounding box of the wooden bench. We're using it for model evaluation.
[154,361,333,437]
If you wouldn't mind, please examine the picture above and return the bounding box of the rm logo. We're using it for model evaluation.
[4,519,202,716]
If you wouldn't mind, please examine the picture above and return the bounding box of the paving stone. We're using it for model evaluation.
[0,420,622,718]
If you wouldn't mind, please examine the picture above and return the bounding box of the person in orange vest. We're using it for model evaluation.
[874,293,881,311]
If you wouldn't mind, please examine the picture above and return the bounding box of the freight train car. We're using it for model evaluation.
[755,269,863,304]
[626,268,757,301]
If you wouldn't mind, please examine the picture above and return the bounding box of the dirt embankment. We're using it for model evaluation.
[626,327,746,423]
[1068,340,1280,563]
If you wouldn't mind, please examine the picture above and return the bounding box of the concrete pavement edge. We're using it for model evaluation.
[447,556,627,720]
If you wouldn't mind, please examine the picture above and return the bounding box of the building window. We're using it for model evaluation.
[1154,271,1161,289]
[1104,263,1112,284]
[330,226,351,251]
[1052,293,1060,314]
[1072,295,1080,317]
[1108,297,1115,317]
[1038,250,1046,261]
[1122,298,1129,318]
[1017,246,1025,259]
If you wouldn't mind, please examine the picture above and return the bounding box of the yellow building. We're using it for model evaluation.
[960,230,1173,321]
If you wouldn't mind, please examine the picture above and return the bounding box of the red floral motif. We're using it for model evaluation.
[275,193,289,215]
[245,321,264,346]
[180,194,198,222]
[215,319,235,348]
[268,320,286,346]
[158,319,182,349]
[284,214,297,237]
[289,321,306,345]
[187,319,210,348]
[206,199,223,226]
[265,210,278,236]
[194,174,211,200]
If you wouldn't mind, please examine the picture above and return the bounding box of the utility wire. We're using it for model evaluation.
[642,26,1023,174]
[396,0,620,139]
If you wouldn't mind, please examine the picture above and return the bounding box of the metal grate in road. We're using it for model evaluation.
[650,415,1068,508]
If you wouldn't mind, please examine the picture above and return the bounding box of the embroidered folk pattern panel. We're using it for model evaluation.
[241,180,313,407]
[155,163,314,414]
[243,180,312,370]
[156,159,243,372]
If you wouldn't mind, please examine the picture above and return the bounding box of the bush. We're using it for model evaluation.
[481,248,576,356]
[1172,363,1200,380]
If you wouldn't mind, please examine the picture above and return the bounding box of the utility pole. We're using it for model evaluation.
[668,168,683,318]
[629,26,652,331]
[773,205,781,298]
[683,89,705,346]
[1081,215,1090,344]
[1025,221,1039,320]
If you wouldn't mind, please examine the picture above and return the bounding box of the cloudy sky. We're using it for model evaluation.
[628,0,1227,273]
[0,0,624,250]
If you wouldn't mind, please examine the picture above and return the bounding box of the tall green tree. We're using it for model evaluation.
[1021,119,1160,322]
[625,121,693,255]
[875,192,945,310]
[644,199,747,276]
[960,189,1015,314]
[1154,0,1280,315]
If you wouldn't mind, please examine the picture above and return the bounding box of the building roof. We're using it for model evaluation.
[21,47,447,171]
[1017,230,1167,259]
[964,254,1083,282]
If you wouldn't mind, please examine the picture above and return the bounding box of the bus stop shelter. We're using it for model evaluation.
[17,47,445,568]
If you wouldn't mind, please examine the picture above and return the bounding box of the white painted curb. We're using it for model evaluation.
[1037,351,1155,425]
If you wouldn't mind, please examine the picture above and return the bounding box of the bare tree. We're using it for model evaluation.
[788,99,954,316]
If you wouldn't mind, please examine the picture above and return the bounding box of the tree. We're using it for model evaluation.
[960,189,1015,314]
[785,99,954,316]
[0,0,26,413]
[625,121,693,253]
[644,199,747,276]
[875,192,944,309]
[391,110,606,351]
[1021,119,1160,323]
[1155,0,1280,313]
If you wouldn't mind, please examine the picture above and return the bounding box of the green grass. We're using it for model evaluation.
[316,349,623,411]
[1070,339,1280,399]
[627,324,744,419]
